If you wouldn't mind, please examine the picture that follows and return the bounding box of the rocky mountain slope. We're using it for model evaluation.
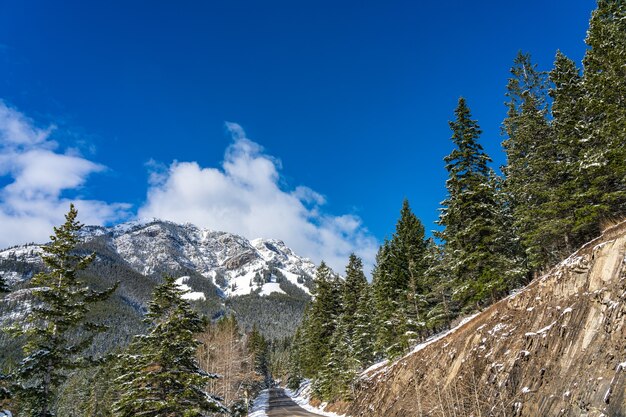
[1,219,316,297]
[341,221,626,417]
[0,219,318,342]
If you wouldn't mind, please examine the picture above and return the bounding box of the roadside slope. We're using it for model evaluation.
[345,221,626,417]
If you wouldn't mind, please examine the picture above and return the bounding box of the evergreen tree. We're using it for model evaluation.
[421,240,454,332]
[11,204,116,417]
[530,51,587,262]
[438,98,518,309]
[340,254,367,341]
[316,255,369,400]
[352,281,376,368]
[247,324,269,385]
[502,51,553,271]
[372,240,406,358]
[580,0,626,227]
[316,317,359,402]
[113,276,226,417]
[299,263,342,378]
[372,200,428,358]
[0,275,8,293]
[286,329,303,391]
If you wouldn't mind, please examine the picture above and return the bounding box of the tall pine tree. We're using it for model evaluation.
[352,282,376,367]
[11,204,116,417]
[438,98,518,309]
[372,200,428,358]
[537,51,587,261]
[340,254,368,343]
[299,262,342,379]
[317,255,369,401]
[113,276,226,416]
[502,51,553,271]
[580,0,626,228]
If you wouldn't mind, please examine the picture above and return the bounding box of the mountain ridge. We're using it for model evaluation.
[0,218,320,343]
[0,218,318,298]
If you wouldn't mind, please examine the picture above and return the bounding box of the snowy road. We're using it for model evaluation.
[267,388,324,416]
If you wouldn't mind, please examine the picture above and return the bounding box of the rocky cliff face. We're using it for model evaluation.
[344,222,626,417]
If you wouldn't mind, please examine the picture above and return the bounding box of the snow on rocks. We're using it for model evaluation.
[0,219,318,298]
[361,313,480,383]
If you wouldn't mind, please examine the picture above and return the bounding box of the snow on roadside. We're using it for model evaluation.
[249,389,270,417]
[285,380,345,417]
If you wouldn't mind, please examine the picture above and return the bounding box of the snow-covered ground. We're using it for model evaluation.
[285,381,345,417]
[248,389,270,417]
[175,276,206,300]
[259,282,286,296]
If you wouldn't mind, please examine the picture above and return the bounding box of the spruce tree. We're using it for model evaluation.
[341,254,367,341]
[372,200,428,358]
[580,0,626,227]
[421,240,454,332]
[286,329,303,391]
[352,283,376,367]
[316,317,359,402]
[317,255,369,400]
[11,204,116,417]
[372,240,406,358]
[248,324,269,385]
[299,262,342,379]
[113,276,226,417]
[534,51,587,261]
[502,51,553,271]
[0,276,8,293]
[438,98,517,309]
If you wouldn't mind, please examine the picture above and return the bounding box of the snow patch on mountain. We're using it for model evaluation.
[175,276,206,301]
[0,219,318,298]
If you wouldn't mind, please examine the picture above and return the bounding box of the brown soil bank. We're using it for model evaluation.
[344,222,626,417]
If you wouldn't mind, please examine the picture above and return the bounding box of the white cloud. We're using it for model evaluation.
[0,100,130,247]
[139,123,378,274]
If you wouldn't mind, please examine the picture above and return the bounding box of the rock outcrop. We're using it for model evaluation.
[345,221,626,417]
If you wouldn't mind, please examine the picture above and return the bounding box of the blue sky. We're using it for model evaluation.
[0,0,596,272]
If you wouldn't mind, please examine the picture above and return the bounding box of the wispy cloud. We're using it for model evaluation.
[0,100,130,247]
[139,122,378,274]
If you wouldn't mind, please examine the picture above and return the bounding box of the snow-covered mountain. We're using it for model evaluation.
[0,219,317,298]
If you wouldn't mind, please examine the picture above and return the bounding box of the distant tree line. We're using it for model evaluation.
[288,0,626,403]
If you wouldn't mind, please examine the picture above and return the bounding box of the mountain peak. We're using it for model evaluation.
[1,218,318,298]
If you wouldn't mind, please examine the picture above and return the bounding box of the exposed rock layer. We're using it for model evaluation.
[345,222,626,417]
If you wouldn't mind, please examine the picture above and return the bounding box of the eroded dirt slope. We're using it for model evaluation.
[346,222,626,417]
